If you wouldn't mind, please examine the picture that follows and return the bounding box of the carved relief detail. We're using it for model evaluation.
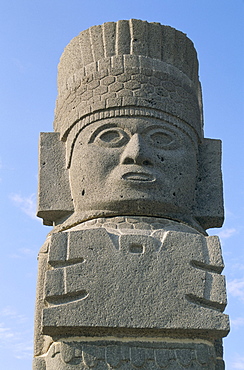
[42,220,228,335]
[40,341,216,369]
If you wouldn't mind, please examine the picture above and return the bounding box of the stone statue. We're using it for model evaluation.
[33,20,229,369]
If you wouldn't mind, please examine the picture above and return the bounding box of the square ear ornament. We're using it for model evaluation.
[194,138,224,230]
[37,132,74,226]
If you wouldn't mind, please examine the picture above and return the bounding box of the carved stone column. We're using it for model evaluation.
[33,20,229,369]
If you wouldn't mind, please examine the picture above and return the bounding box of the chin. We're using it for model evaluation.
[83,196,188,218]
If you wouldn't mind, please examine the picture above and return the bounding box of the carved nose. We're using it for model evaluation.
[121,134,152,166]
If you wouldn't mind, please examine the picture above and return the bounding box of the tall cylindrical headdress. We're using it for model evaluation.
[54,20,203,167]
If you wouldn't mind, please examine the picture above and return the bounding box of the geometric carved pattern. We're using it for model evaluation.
[34,341,217,369]
[56,56,201,143]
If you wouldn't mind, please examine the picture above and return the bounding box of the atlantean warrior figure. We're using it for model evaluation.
[33,20,229,369]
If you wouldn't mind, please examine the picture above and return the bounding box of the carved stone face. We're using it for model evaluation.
[69,117,198,219]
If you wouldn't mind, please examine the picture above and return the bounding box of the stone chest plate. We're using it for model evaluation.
[42,226,229,337]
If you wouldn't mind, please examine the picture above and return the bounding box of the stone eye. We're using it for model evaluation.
[100,130,121,143]
[94,128,129,147]
[150,132,174,148]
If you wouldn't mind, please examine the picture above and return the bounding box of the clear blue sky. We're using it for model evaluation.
[0,1,243,369]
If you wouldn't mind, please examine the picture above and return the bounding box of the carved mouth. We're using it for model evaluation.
[122,172,155,182]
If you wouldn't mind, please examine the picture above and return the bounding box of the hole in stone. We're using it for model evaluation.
[133,38,138,42]
[157,155,164,162]
[42,162,46,166]
[120,195,124,198]
[173,192,176,196]
[82,189,85,196]
[142,160,151,166]
[129,243,144,254]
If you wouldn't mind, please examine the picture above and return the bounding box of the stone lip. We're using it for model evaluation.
[114,164,157,183]
[121,171,156,182]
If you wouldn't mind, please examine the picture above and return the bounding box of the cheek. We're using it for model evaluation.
[71,146,121,181]
[171,152,198,200]
[176,152,197,174]
[155,149,197,181]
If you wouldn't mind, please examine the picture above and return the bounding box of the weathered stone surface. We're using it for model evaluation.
[33,357,46,370]
[194,139,224,229]
[33,238,52,357]
[37,132,73,226]
[34,19,229,369]
[41,220,228,337]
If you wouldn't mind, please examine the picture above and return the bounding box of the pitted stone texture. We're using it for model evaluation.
[35,340,217,369]
[194,139,224,229]
[42,223,229,337]
[66,115,221,234]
